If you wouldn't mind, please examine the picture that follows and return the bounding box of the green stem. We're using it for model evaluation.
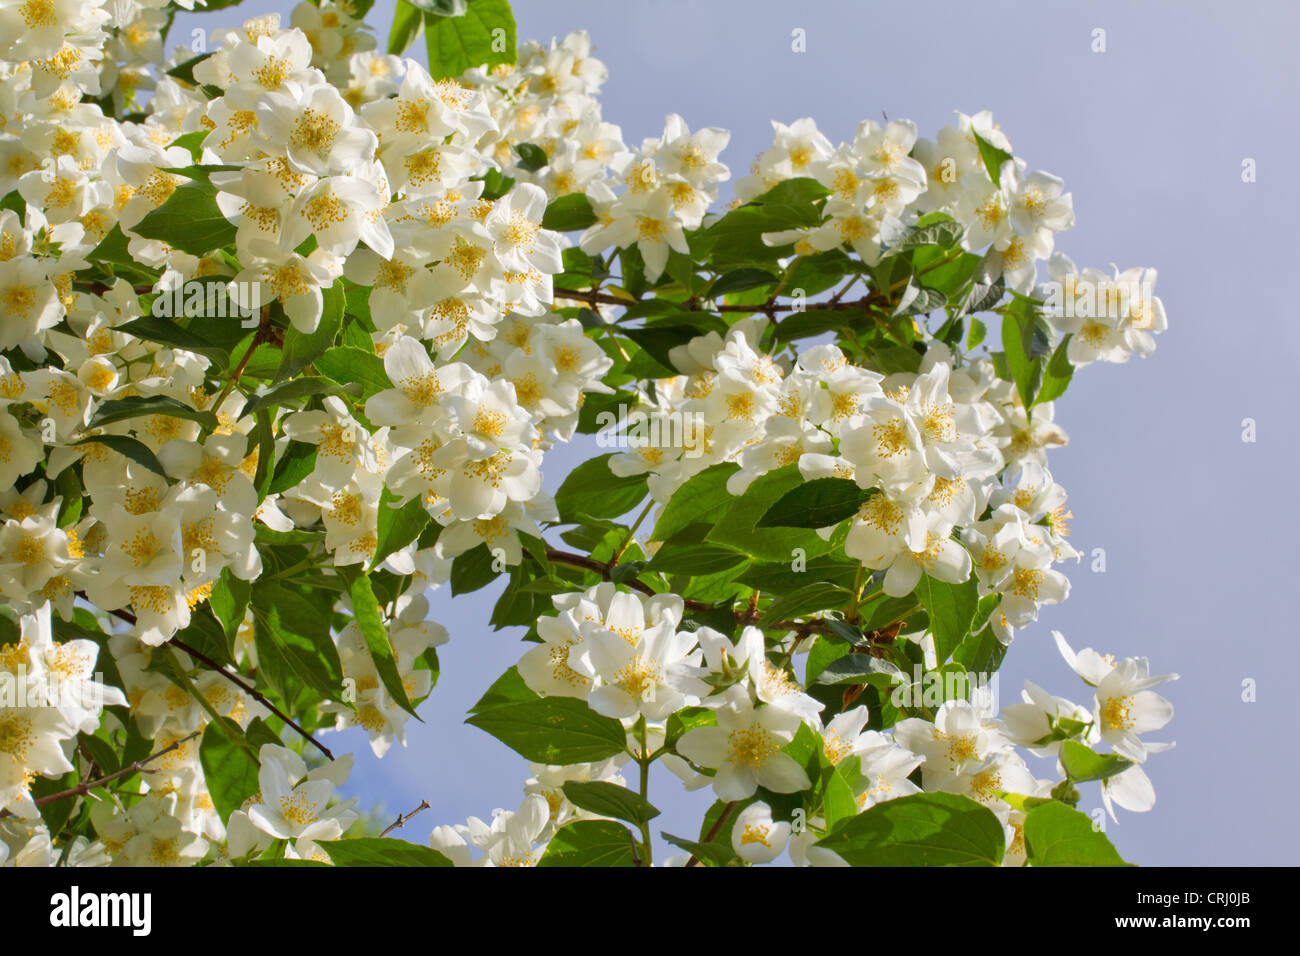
[634,716,653,868]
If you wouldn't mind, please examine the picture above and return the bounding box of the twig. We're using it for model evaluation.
[685,801,738,867]
[172,638,334,761]
[211,305,271,412]
[88,594,335,760]
[0,732,200,820]
[553,286,887,316]
[379,799,431,838]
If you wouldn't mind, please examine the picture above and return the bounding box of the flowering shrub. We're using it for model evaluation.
[0,0,1176,867]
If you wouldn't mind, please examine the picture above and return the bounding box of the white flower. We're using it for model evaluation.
[676,685,812,801]
[730,801,790,863]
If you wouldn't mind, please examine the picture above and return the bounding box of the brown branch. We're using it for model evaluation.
[171,638,334,761]
[89,595,334,760]
[379,799,431,838]
[0,732,200,821]
[553,286,886,316]
[685,801,738,867]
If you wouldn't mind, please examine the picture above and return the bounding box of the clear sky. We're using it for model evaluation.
[176,0,1300,865]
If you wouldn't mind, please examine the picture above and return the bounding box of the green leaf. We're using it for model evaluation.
[275,283,344,382]
[883,216,964,256]
[1059,740,1133,783]
[465,696,627,764]
[468,665,540,714]
[371,487,431,570]
[1033,334,1074,407]
[1023,802,1131,867]
[820,762,859,831]
[773,308,859,343]
[644,542,748,577]
[951,621,1009,674]
[209,569,250,645]
[268,440,317,495]
[347,571,419,719]
[665,706,716,749]
[661,831,737,867]
[423,0,516,80]
[449,542,501,595]
[760,581,851,625]
[1001,295,1052,408]
[324,838,453,867]
[560,781,660,828]
[514,142,548,172]
[758,477,872,529]
[251,583,345,701]
[817,792,1005,866]
[164,52,214,86]
[240,376,361,418]
[87,394,218,432]
[131,181,236,256]
[536,820,638,867]
[649,464,739,543]
[973,131,1014,187]
[388,0,424,54]
[916,572,979,666]
[814,654,905,688]
[708,267,778,298]
[554,454,648,522]
[74,435,167,479]
[705,464,833,561]
[117,316,230,367]
[199,718,260,825]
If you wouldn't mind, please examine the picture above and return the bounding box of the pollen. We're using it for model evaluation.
[937,730,979,764]
[404,146,441,186]
[727,726,777,769]
[279,790,320,827]
[873,417,910,457]
[329,491,362,526]
[473,407,508,439]
[635,216,665,242]
[921,402,957,443]
[2,284,36,317]
[290,108,341,159]
[740,823,772,847]
[974,195,1005,232]
[394,98,428,133]
[12,533,44,567]
[548,639,587,687]
[118,528,160,572]
[725,391,756,422]
[614,655,661,700]
[400,371,440,407]
[1011,566,1043,599]
[445,236,486,280]
[303,192,348,231]
[1101,694,1135,731]
[267,260,309,300]
[822,731,852,765]
[20,0,56,28]
[859,494,902,535]
[505,212,540,250]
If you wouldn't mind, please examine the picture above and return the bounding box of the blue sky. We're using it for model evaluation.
[176,0,1300,864]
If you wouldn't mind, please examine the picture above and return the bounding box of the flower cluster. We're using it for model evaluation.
[0,0,1175,869]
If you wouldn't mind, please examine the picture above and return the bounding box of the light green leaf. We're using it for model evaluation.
[816,792,1005,866]
[465,696,627,764]
[324,838,453,867]
[1023,802,1132,867]
[536,820,638,867]
[560,781,659,828]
